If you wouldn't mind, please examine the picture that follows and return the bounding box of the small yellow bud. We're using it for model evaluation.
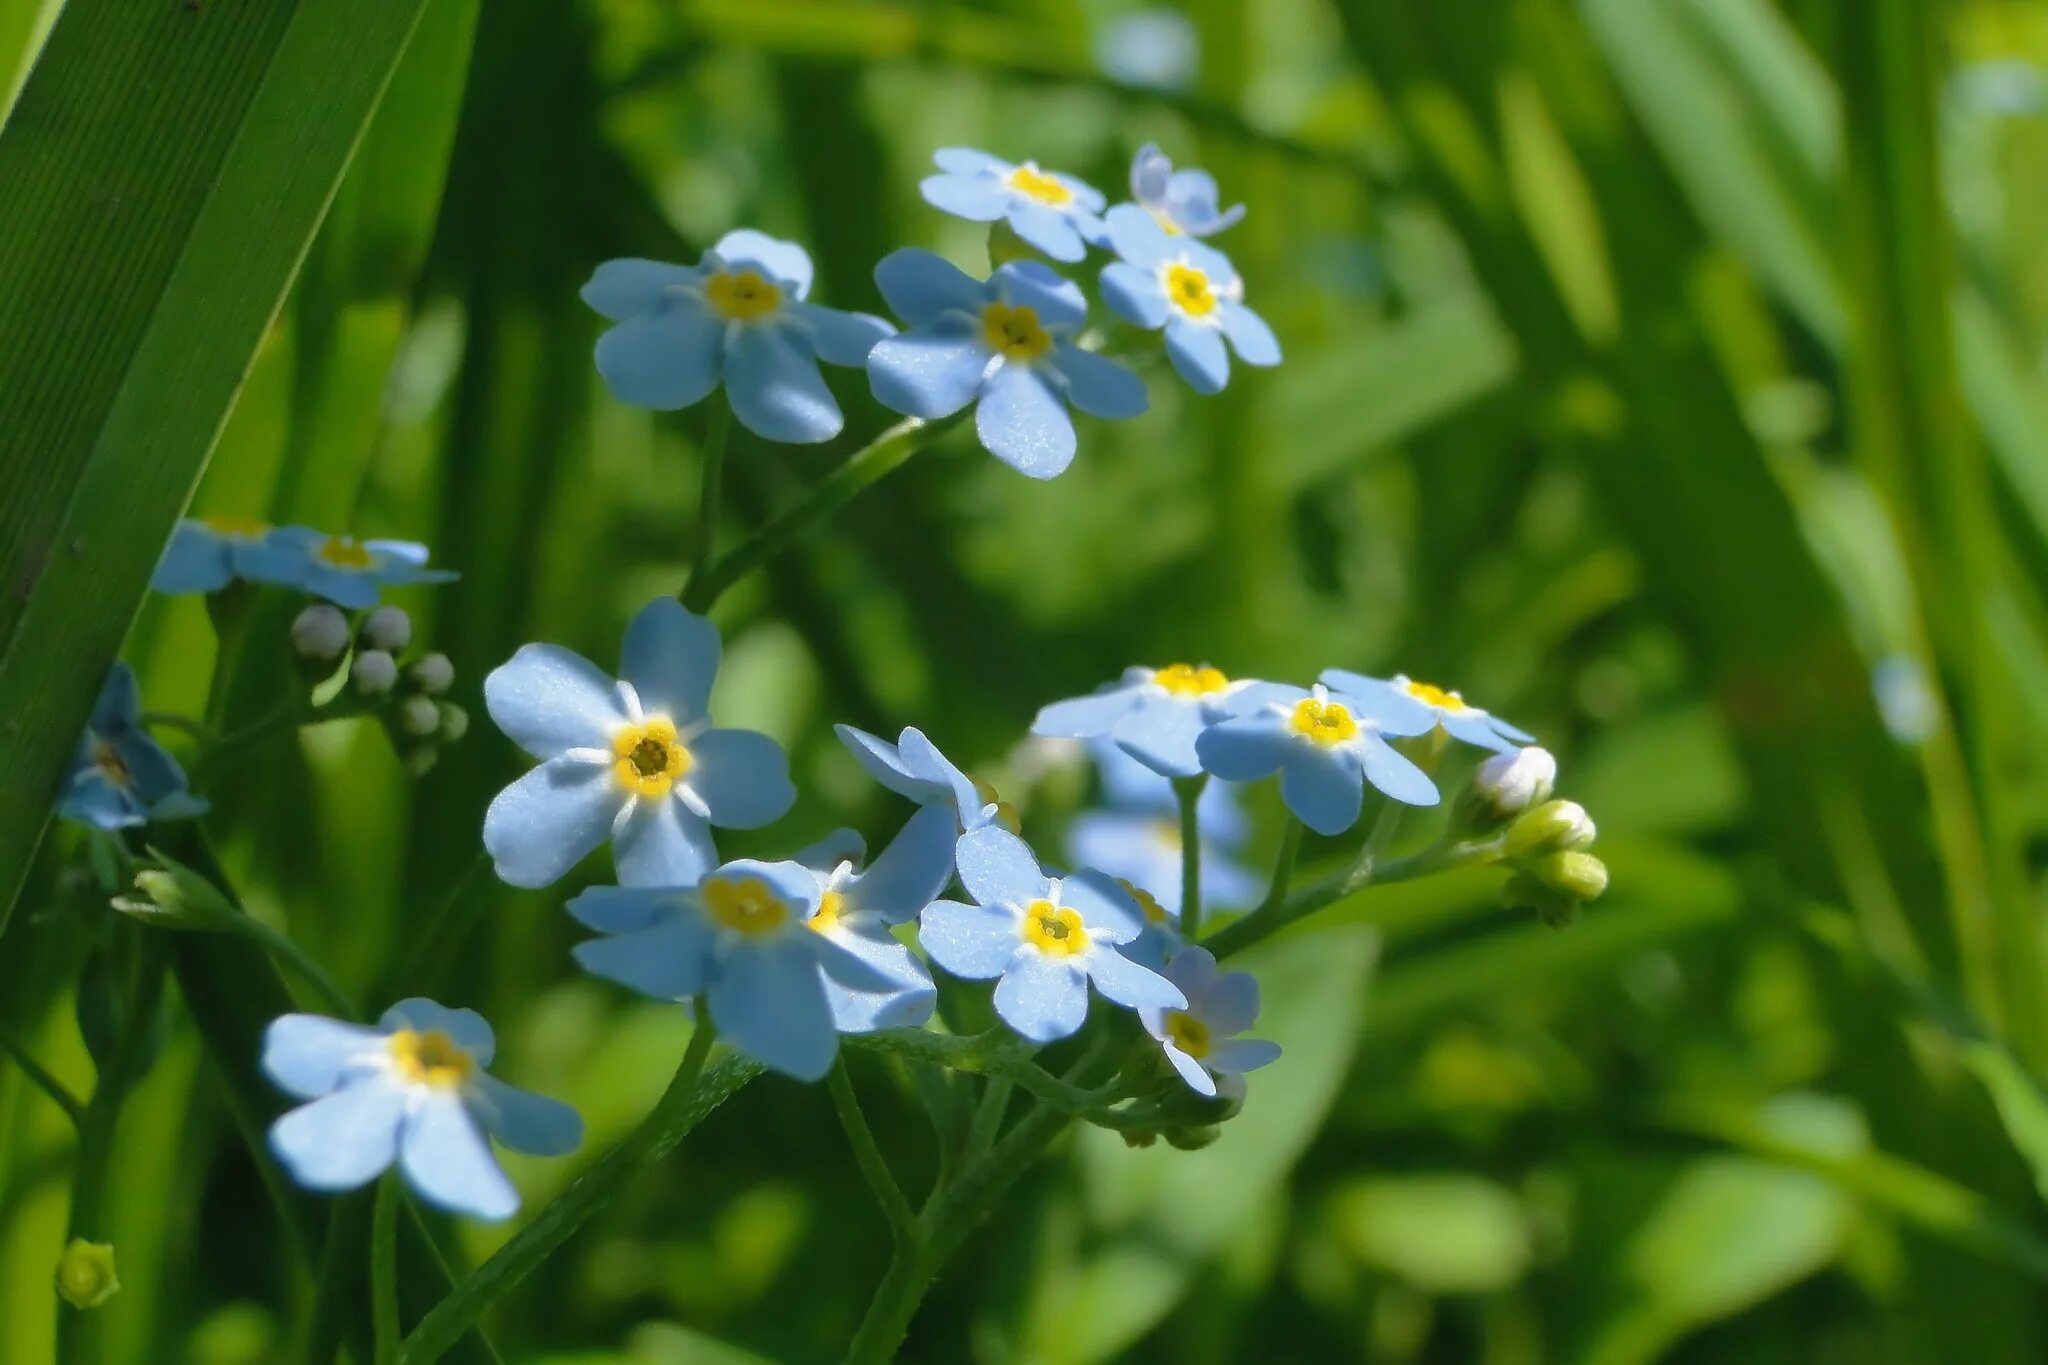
[1529,850,1609,902]
[1503,799,1596,858]
[56,1239,119,1309]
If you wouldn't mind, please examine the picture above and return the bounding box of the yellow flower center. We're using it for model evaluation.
[1153,662,1230,697]
[1290,697,1360,746]
[1005,164,1074,206]
[1164,1010,1212,1059]
[1401,678,1472,713]
[200,515,269,539]
[1022,899,1089,958]
[317,537,374,570]
[807,889,845,935]
[92,738,131,789]
[973,777,1023,834]
[1117,878,1171,925]
[703,876,792,937]
[610,716,693,798]
[982,302,1052,362]
[1165,263,1217,318]
[388,1029,473,1089]
[704,268,783,322]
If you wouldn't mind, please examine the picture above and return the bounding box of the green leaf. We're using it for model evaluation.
[1329,1173,1532,1295]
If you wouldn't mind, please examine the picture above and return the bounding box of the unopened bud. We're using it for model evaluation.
[290,605,350,662]
[112,853,240,931]
[1528,850,1608,902]
[437,702,470,743]
[361,606,412,652]
[397,696,440,738]
[1501,872,1579,928]
[56,1239,119,1309]
[1503,799,1596,858]
[352,650,398,696]
[1163,1122,1222,1151]
[410,652,454,694]
[1475,747,1556,816]
[403,746,440,778]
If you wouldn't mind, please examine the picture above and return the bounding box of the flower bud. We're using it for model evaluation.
[112,853,240,931]
[1501,872,1580,928]
[1528,850,1609,902]
[290,605,350,662]
[56,1239,119,1309]
[361,605,412,652]
[410,651,454,695]
[1163,1122,1222,1151]
[403,746,440,778]
[1475,747,1556,816]
[1503,799,1596,858]
[397,695,440,738]
[352,650,398,696]
[437,702,470,743]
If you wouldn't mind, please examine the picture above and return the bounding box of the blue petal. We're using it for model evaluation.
[976,363,1076,479]
[1065,811,1172,899]
[794,827,866,873]
[706,858,823,916]
[723,323,843,444]
[686,728,795,828]
[1165,318,1230,394]
[572,919,713,1000]
[835,724,940,803]
[152,523,233,594]
[1099,263,1170,330]
[991,261,1087,335]
[1105,203,1175,268]
[921,172,1010,222]
[1052,173,1108,213]
[1314,672,1438,734]
[1219,301,1281,366]
[1163,1043,1218,1096]
[469,1074,582,1156]
[1440,710,1515,753]
[1084,946,1185,1010]
[866,323,990,420]
[710,942,839,1081]
[1168,170,1245,236]
[594,305,726,411]
[298,565,382,609]
[116,729,189,805]
[790,302,894,367]
[362,539,432,566]
[262,1015,383,1100]
[581,257,701,321]
[933,147,1011,176]
[711,229,814,299]
[269,1081,405,1192]
[818,925,936,1033]
[1032,680,1145,739]
[92,664,140,733]
[401,1092,519,1222]
[614,794,719,888]
[1110,696,1206,778]
[1489,713,1538,745]
[1131,144,1172,204]
[483,759,621,889]
[58,775,144,830]
[379,1000,495,1063]
[917,899,1018,979]
[1281,747,1365,835]
[1204,851,1260,910]
[1005,203,1089,262]
[484,643,624,760]
[895,729,984,826]
[873,248,987,326]
[1207,1037,1281,1075]
[564,884,683,933]
[619,599,720,725]
[1359,734,1441,807]
[1048,344,1148,420]
[994,951,1090,1043]
[1061,868,1151,943]
[848,803,957,924]
[1194,713,1290,783]
[955,825,1048,909]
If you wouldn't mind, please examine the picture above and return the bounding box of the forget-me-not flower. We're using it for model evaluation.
[865,250,1147,479]
[1032,661,1260,778]
[1140,946,1280,1098]
[836,723,1018,834]
[567,858,898,1080]
[1094,11,1200,92]
[259,527,458,610]
[1128,144,1244,238]
[919,148,1107,262]
[919,826,1184,1043]
[482,598,794,889]
[1099,206,1279,394]
[1194,682,1439,835]
[262,998,581,1222]
[1067,740,1257,926]
[790,805,957,1033]
[150,517,300,595]
[59,665,206,829]
[1318,669,1534,754]
[583,230,893,444]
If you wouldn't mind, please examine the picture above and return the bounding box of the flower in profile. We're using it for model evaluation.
[583,230,893,443]
[1194,682,1440,835]
[150,516,299,595]
[482,598,795,889]
[1128,144,1244,238]
[1031,661,1259,778]
[259,528,458,610]
[1140,946,1279,1097]
[567,859,899,1080]
[1318,669,1534,754]
[919,826,1184,1043]
[791,805,957,1032]
[1099,206,1279,394]
[262,998,582,1222]
[919,148,1107,262]
[59,665,207,829]
[866,250,1147,479]
[1067,740,1257,926]
[835,723,1018,834]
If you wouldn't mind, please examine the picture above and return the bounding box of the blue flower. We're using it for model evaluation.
[835,723,1017,834]
[58,665,207,830]
[1067,741,1258,929]
[262,998,582,1222]
[1317,669,1535,754]
[1140,946,1280,1098]
[150,517,303,595]
[567,858,901,1080]
[918,826,1184,1043]
[1094,11,1200,92]
[918,148,1107,262]
[865,250,1148,480]
[1098,206,1280,394]
[259,527,458,610]
[583,230,893,444]
[790,805,957,1033]
[1032,661,1261,778]
[482,599,795,889]
[1193,682,1440,835]
[1128,144,1244,238]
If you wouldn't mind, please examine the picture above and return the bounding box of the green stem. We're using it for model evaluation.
[0,1019,85,1127]
[372,1176,402,1364]
[383,849,492,999]
[829,1061,918,1244]
[688,404,732,587]
[964,1077,1012,1161]
[1256,820,1304,916]
[233,915,357,1017]
[680,411,965,611]
[398,1018,746,1365]
[1173,776,1207,940]
[1202,839,1474,963]
[136,710,218,744]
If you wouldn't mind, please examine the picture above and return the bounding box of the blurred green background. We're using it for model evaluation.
[8,0,2048,1360]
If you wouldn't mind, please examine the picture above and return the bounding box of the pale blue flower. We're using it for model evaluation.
[919,826,1184,1043]
[58,665,207,830]
[1032,661,1261,778]
[150,517,302,595]
[1128,144,1244,238]
[1067,740,1257,929]
[919,148,1107,262]
[259,527,458,610]
[583,230,893,444]
[835,722,1016,834]
[482,599,794,890]
[1318,669,1534,754]
[567,859,899,1080]
[1094,11,1199,92]
[1194,682,1439,835]
[1099,206,1280,394]
[866,250,1147,479]
[1140,946,1279,1098]
[791,805,957,1033]
[262,998,581,1222]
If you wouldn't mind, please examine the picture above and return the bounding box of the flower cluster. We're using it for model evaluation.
[154,518,456,608]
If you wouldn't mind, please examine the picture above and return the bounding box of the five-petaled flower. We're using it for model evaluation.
[836,723,1019,834]
[1099,206,1279,395]
[262,998,582,1222]
[567,858,899,1080]
[583,229,893,444]
[1140,945,1280,1098]
[1066,740,1258,935]
[260,527,458,610]
[1319,668,1535,754]
[1031,661,1259,778]
[150,516,299,595]
[791,806,957,1033]
[1194,681,1440,835]
[919,148,1108,262]
[59,665,206,830]
[866,250,1147,479]
[1127,144,1244,239]
[482,598,795,889]
[919,826,1185,1043]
